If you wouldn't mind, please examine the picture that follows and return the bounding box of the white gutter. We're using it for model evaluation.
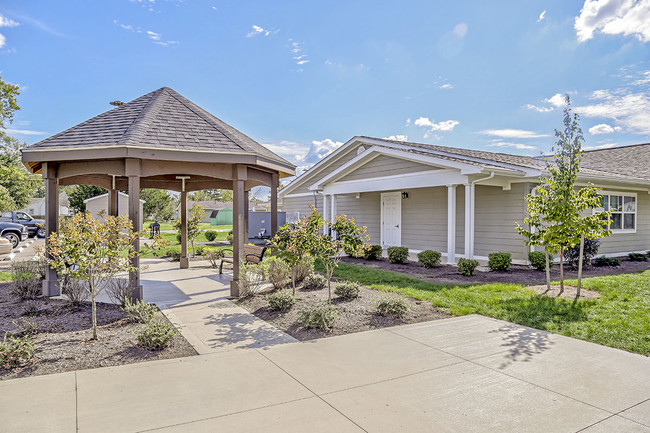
[467,171,495,259]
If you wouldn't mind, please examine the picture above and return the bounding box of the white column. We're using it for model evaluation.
[464,184,472,259]
[330,194,337,239]
[322,193,328,235]
[447,185,456,265]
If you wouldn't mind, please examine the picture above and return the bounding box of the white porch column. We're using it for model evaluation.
[330,194,336,239]
[447,185,456,265]
[322,193,328,235]
[465,183,474,259]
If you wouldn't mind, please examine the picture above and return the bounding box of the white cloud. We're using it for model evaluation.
[588,123,622,134]
[537,10,547,22]
[577,89,650,134]
[526,104,554,112]
[478,128,550,139]
[246,25,278,38]
[414,117,459,132]
[545,93,566,107]
[146,30,160,41]
[114,21,177,46]
[575,0,650,43]
[262,138,343,173]
[439,83,454,90]
[632,70,650,85]
[0,14,19,28]
[298,139,343,165]
[0,33,5,49]
[5,128,46,136]
[487,141,538,150]
[288,39,309,69]
[383,135,408,142]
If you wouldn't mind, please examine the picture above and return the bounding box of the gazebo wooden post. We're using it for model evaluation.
[126,159,143,300]
[231,165,247,297]
[180,189,189,269]
[271,173,279,237]
[244,190,249,243]
[108,188,118,216]
[42,162,60,297]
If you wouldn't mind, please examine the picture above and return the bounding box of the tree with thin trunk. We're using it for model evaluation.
[44,213,140,339]
[173,203,204,256]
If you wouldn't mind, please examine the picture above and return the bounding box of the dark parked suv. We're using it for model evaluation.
[0,211,46,238]
[0,221,28,248]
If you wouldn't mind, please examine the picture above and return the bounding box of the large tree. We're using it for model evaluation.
[68,185,107,213]
[141,188,176,221]
[188,189,232,202]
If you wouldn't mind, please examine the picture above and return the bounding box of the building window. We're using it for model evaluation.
[598,193,636,232]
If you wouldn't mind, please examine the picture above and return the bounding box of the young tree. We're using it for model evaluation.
[173,203,204,256]
[517,96,610,296]
[44,213,140,340]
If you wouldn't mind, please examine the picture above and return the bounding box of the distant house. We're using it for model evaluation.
[84,192,144,228]
[19,192,70,218]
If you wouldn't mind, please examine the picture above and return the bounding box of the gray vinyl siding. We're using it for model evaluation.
[333,193,381,243]
[281,194,323,218]
[473,184,528,261]
[596,189,650,255]
[401,187,447,251]
[285,145,362,195]
[338,155,439,182]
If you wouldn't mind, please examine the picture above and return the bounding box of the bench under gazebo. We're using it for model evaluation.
[21,87,295,298]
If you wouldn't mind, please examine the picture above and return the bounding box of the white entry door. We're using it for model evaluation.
[381,192,402,247]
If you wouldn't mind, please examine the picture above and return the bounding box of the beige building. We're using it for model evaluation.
[84,192,144,229]
[280,136,650,265]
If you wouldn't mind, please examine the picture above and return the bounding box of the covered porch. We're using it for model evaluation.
[22,87,295,298]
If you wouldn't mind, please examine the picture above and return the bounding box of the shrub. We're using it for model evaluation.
[0,333,36,369]
[376,296,408,317]
[262,256,291,290]
[564,239,600,270]
[227,230,233,244]
[207,249,225,268]
[137,319,176,350]
[194,245,206,256]
[121,298,157,324]
[628,252,648,262]
[363,245,383,261]
[239,263,265,297]
[205,230,217,242]
[10,261,43,300]
[334,281,360,299]
[266,289,295,311]
[21,301,41,317]
[165,249,181,261]
[593,256,621,267]
[417,250,441,268]
[457,258,479,276]
[176,233,182,243]
[302,273,327,291]
[61,275,89,306]
[298,303,338,331]
[488,252,512,272]
[387,246,409,264]
[106,278,131,306]
[292,255,314,284]
[528,251,547,271]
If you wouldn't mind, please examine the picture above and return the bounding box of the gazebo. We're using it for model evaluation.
[21,87,295,298]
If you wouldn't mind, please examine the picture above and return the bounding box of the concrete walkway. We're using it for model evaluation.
[136,259,297,353]
[2,314,649,432]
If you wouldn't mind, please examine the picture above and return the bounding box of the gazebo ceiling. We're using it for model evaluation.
[21,86,295,180]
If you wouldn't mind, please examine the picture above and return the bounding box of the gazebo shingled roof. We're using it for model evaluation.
[22,87,295,299]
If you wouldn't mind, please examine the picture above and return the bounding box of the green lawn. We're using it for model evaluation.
[144,221,232,232]
[320,261,650,356]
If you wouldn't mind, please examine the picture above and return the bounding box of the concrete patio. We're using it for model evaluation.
[1,313,649,432]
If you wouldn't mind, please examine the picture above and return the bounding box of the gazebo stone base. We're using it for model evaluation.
[42,279,60,297]
[180,257,189,269]
[229,280,240,298]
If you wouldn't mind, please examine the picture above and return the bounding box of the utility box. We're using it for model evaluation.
[248,212,286,241]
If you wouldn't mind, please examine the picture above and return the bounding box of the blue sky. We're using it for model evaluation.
[1,0,650,172]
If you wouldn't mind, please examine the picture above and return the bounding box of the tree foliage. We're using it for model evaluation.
[44,213,141,340]
[69,185,107,213]
[141,188,176,221]
[188,189,233,202]
[173,202,204,255]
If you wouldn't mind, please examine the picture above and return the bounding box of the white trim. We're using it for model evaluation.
[597,190,638,234]
[323,169,468,195]
[464,184,471,259]
[83,191,145,204]
[447,185,456,265]
[330,194,337,239]
[322,192,328,235]
[282,192,316,198]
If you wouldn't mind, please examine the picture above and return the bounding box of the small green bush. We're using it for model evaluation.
[207,249,225,268]
[334,281,360,300]
[205,230,217,242]
[176,233,182,243]
[227,230,233,244]
[121,298,157,323]
[0,333,36,369]
[387,246,409,264]
[266,290,295,311]
[628,252,648,262]
[488,252,512,272]
[376,296,408,317]
[363,245,383,261]
[528,251,547,271]
[10,261,43,300]
[417,250,442,268]
[593,256,621,267]
[302,273,327,290]
[262,256,291,290]
[194,245,206,256]
[298,303,338,331]
[239,263,266,297]
[60,275,89,306]
[137,319,176,350]
[292,255,314,283]
[457,258,479,276]
[165,249,182,261]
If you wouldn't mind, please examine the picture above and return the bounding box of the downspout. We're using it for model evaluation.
[469,171,495,259]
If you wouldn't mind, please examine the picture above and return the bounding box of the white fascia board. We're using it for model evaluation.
[576,173,650,188]
[310,146,482,191]
[279,136,365,198]
[322,169,468,195]
[359,137,541,177]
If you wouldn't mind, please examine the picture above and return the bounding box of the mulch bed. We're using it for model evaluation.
[236,282,450,341]
[342,256,650,286]
[0,282,197,381]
